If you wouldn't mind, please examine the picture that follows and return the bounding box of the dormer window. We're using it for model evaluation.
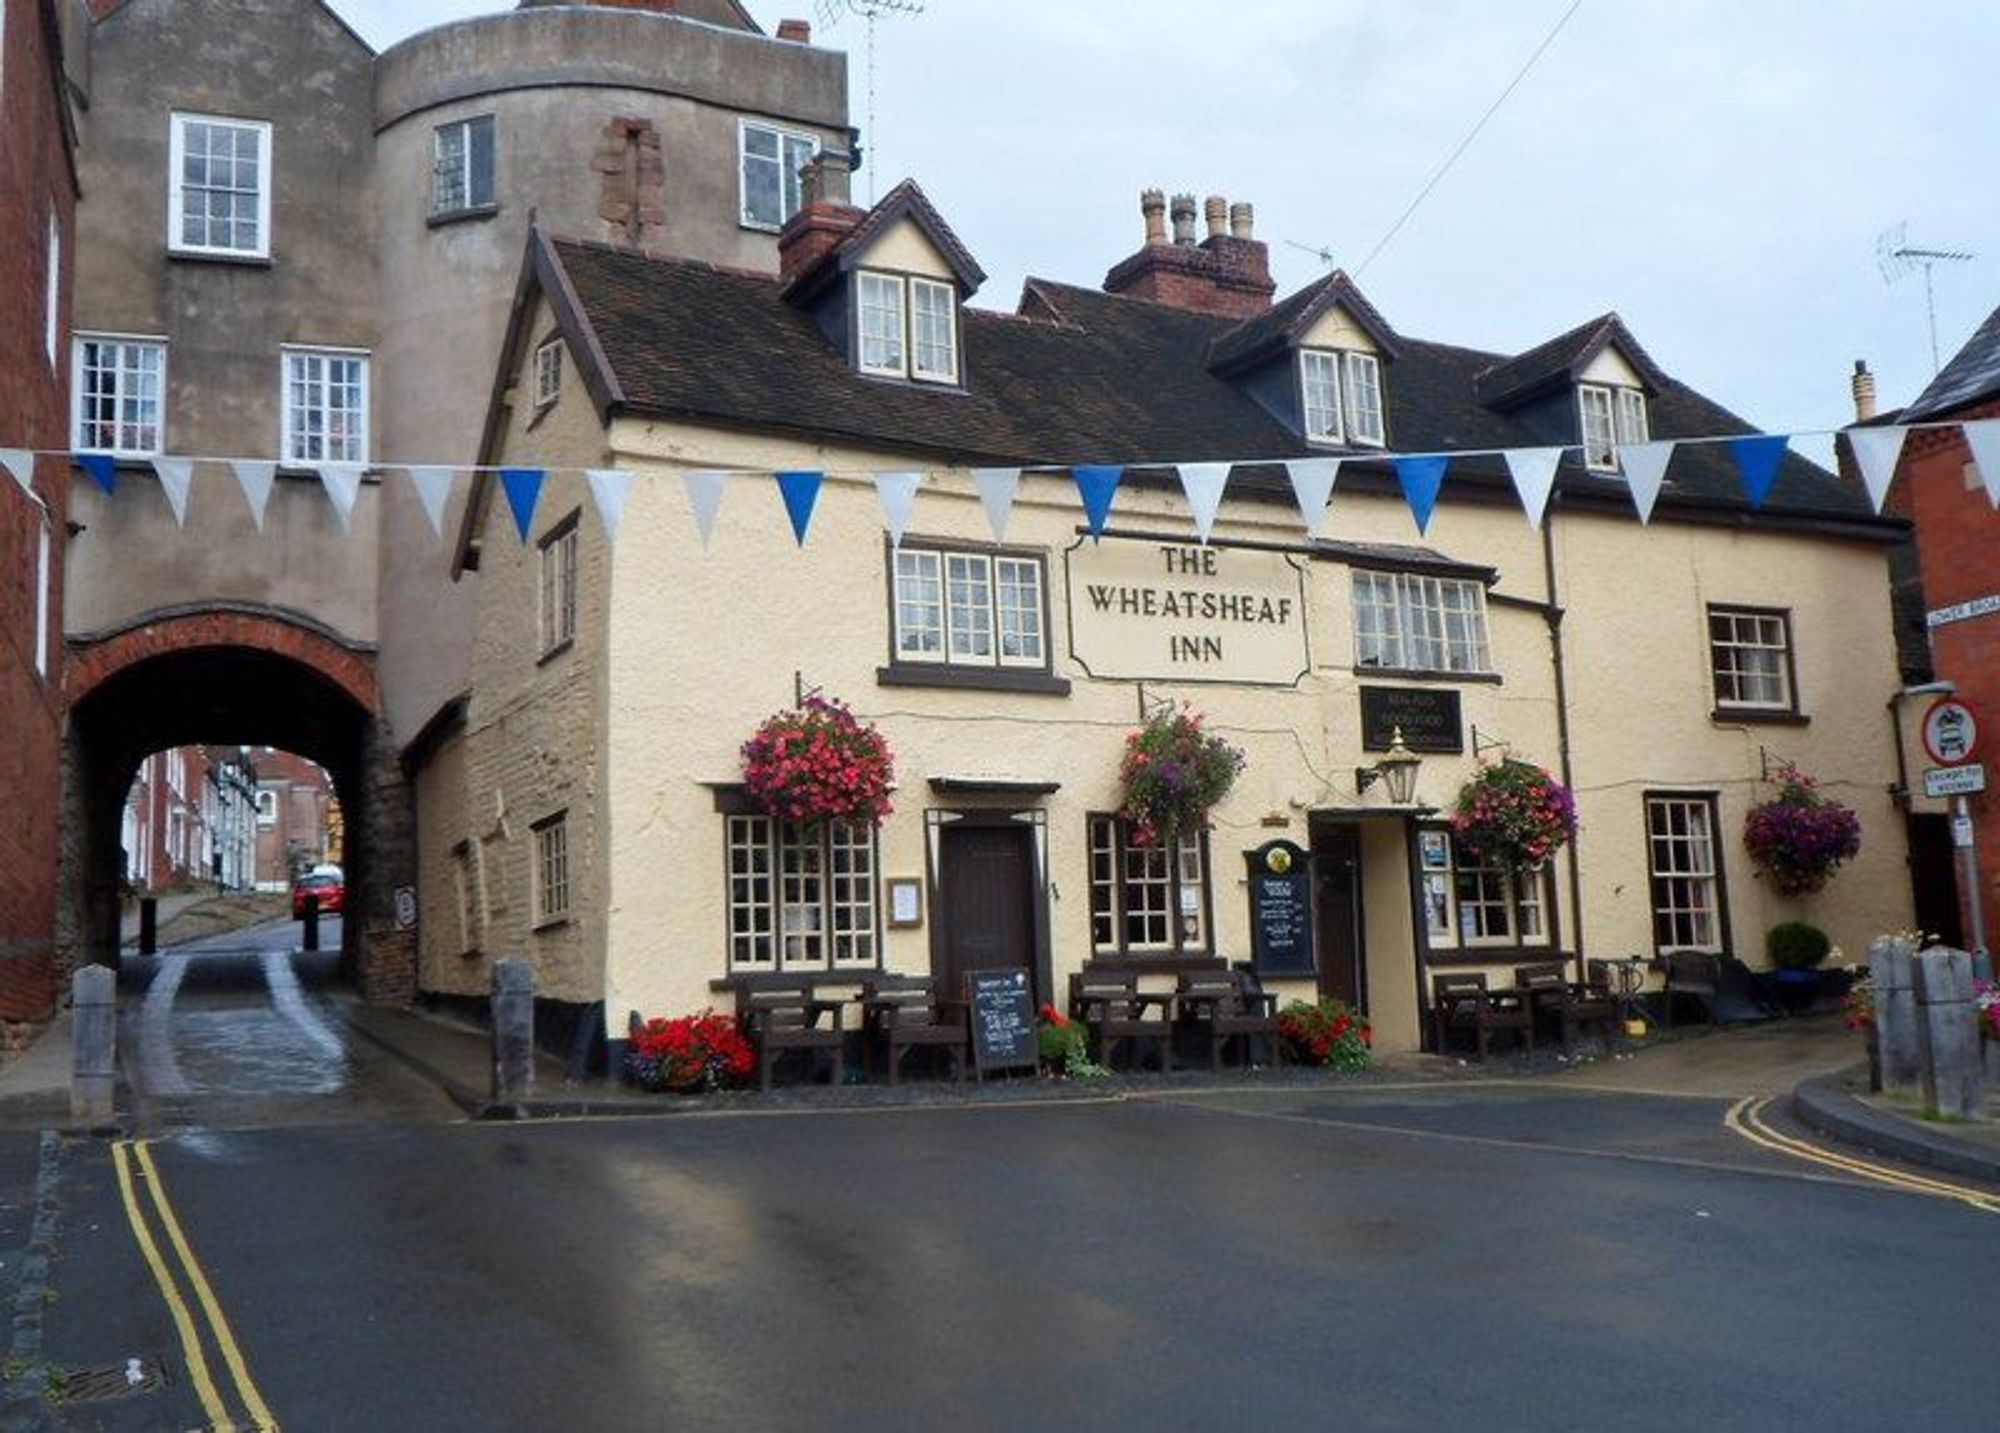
[1580,383,1648,471]
[1299,348,1385,448]
[856,270,959,386]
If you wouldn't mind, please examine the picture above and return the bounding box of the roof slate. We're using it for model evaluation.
[1903,301,2000,420]
[1206,269,1401,375]
[1474,312,1670,409]
[543,235,1879,524]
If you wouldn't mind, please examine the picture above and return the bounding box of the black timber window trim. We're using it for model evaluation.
[878,536,1070,694]
[1643,791,1732,957]
[1086,814,1214,962]
[1706,604,1803,722]
[721,801,881,976]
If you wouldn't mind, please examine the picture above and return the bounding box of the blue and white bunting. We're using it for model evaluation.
[1176,462,1231,544]
[775,469,823,546]
[586,469,635,549]
[1284,457,1340,539]
[1072,464,1122,540]
[499,467,545,542]
[317,462,366,532]
[1617,441,1674,524]
[1962,420,2000,509]
[682,469,728,547]
[972,467,1020,543]
[1,449,35,499]
[872,471,923,547]
[231,460,277,531]
[77,452,117,496]
[151,456,195,526]
[1503,447,1565,530]
[1729,434,1790,508]
[1394,455,1448,535]
[1846,426,1908,514]
[407,467,456,541]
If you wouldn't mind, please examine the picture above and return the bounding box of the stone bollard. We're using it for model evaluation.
[1869,937,1921,1092]
[1913,947,1983,1121]
[71,965,117,1128]
[491,958,536,1108]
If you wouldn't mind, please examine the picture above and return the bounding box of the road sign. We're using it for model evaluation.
[393,885,418,931]
[1923,763,1987,799]
[1921,698,1979,765]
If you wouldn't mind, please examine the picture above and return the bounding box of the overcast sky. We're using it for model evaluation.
[341,1,1997,454]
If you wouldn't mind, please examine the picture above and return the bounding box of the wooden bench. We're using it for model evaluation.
[1175,970,1280,1071]
[860,976,969,1085]
[1430,972,1533,1061]
[1655,950,1720,1029]
[1070,970,1173,1073]
[737,987,845,1092]
[1513,962,1619,1057]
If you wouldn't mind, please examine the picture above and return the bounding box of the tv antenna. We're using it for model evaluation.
[816,0,925,204]
[1285,239,1338,271]
[1877,222,1974,374]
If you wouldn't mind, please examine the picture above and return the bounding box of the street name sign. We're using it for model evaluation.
[1923,763,1987,799]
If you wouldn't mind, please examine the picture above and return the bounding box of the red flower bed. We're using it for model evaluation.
[741,695,895,827]
[625,1012,756,1093]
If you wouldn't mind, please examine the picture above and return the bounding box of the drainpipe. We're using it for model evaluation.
[1541,508,1587,985]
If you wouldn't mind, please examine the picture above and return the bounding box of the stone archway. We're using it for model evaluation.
[59,605,415,1004]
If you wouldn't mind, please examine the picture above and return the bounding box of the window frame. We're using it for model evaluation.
[737,119,820,232]
[884,538,1059,685]
[1706,603,1800,719]
[857,269,908,378]
[1351,569,1493,677]
[430,114,496,220]
[532,337,563,410]
[1616,386,1649,446]
[1343,350,1386,447]
[1578,382,1617,471]
[538,510,581,659]
[908,276,960,384]
[1419,829,1553,954]
[1299,348,1344,444]
[723,813,881,975]
[72,333,167,458]
[1086,814,1215,963]
[280,345,370,466]
[1644,792,1729,956]
[532,811,570,927]
[167,111,273,261]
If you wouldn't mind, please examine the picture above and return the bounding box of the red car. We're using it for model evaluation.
[292,872,344,918]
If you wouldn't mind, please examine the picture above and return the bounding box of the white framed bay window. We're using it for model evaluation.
[168,112,272,259]
[1352,570,1492,675]
[891,545,1047,670]
[726,815,878,973]
[281,347,369,464]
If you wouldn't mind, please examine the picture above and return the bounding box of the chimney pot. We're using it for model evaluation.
[1204,195,1228,240]
[1852,358,1878,422]
[1229,202,1254,240]
[1170,193,1198,246]
[1140,188,1167,246]
[776,18,811,42]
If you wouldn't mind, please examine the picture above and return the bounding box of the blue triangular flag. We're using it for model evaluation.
[775,469,823,546]
[1394,455,1449,534]
[499,467,545,542]
[1728,434,1790,508]
[1072,464,1122,539]
[77,452,118,495]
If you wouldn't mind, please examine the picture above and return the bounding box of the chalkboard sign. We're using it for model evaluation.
[966,968,1038,1076]
[1247,840,1316,977]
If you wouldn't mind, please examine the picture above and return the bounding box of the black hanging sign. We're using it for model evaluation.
[1359,685,1464,753]
[1247,840,1316,977]
[966,968,1038,1075]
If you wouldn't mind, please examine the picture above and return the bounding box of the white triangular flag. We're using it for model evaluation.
[407,467,455,540]
[1502,447,1565,530]
[682,469,727,548]
[231,460,277,531]
[1962,419,2000,508]
[972,467,1021,543]
[1284,458,1340,539]
[1616,441,1676,525]
[1,449,35,497]
[586,469,635,548]
[873,471,923,547]
[317,462,366,532]
[1177,462,1231,544]
[1845,426,1907,514]
[151,456,195,526]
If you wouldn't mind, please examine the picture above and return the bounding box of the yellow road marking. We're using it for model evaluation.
[111,1141,235,1431]
[1723,1097,2000,1214]
[133,1142,279,1430]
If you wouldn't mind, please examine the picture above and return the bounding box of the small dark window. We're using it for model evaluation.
[1086,815,1211,959]
[1707,604,1798,716]
[433,116,496,218]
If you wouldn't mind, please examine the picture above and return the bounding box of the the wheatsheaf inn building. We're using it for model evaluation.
[414,168,1916,1056]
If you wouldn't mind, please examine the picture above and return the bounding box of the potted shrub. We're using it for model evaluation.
[1765,920,1833,1013]
[1742,763,1860,895]
[624,1011,756,1093]
[1450,759,1577,872]
[740,694,895,827]
[1117,705,1245,847]
[1036,1004,1107,1079]
[1276,998,1372,1070]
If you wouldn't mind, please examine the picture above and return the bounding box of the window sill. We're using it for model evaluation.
[739,218,784,234]
[525,398,558,434]
[533,915,570,933]
[877,664,1071,696]
[1354,666,1502,686]
[167,247,273,268]
[707,969,882,994]
[428,204,499,229]
[537,639,575,668]
[1711,708,1809,727]
[1082,955,1227,976]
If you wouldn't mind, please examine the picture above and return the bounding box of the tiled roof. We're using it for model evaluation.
[543,235,1881,524]
[1903,302,2000,420]
[1206,269,1401,375]
[1474,312,1670,409]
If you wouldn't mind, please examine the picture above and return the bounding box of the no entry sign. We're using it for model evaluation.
[1922,698,1979,766]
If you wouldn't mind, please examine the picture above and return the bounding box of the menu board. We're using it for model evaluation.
[966,969,1038,1075]
[1247,840,1316,977]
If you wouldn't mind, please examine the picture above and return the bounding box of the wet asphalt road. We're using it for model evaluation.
[11,1075,2000,1431]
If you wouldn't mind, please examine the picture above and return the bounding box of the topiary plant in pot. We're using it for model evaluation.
[1766,920,1833,1013]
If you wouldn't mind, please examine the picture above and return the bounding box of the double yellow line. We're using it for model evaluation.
[111,1140,278,1431]
[1724,1097,2000,1215]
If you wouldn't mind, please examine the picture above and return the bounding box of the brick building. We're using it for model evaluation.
[251,748,340,890]
[0,0,79,1022]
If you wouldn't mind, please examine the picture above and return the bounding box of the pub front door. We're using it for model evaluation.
[935,822,1039,1001]
[1310,820,1365,1008]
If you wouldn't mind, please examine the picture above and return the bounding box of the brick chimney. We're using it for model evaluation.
[779,151,864,281]
[776,18,811,41]
[1852,359,1878,422]
[1104,188,1275,319]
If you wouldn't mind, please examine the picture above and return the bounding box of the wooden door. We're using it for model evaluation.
[937,825,1037,999]
[1311,822,1364,1008]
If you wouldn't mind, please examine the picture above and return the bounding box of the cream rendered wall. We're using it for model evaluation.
[1360,821,1421,1046]
[1297,305,1381,354]
[1579,348,1644,389]
[855,218,955,280]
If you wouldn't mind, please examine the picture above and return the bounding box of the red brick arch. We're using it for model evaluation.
[66,608,379,715]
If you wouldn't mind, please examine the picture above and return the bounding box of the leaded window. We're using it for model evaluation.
[1087,815,1210,958]
[726,816,879,973]
[432,115,496,217]
[1352,570,1492,675]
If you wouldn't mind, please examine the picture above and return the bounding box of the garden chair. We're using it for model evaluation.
[860,976,969,1085]
[1069,970,1173,1073]
[737,986,845,1091]
[1430,972,1533,1062]
[1513,962,1619,1057]
[1175,970,1279,1071]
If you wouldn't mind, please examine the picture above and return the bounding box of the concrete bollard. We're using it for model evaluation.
[301,895,320,952]
[1868,937,1921,1092]
[491,958,536,1107]
[1913,947,1983,1121]
[138,897,157,956]
[71,965,117,1128]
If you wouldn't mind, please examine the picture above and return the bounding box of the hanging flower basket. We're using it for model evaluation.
[1117,706,1245,847]
[1742,763,1859,896]
[1450,759,1577,873]
[740,695,895,826]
